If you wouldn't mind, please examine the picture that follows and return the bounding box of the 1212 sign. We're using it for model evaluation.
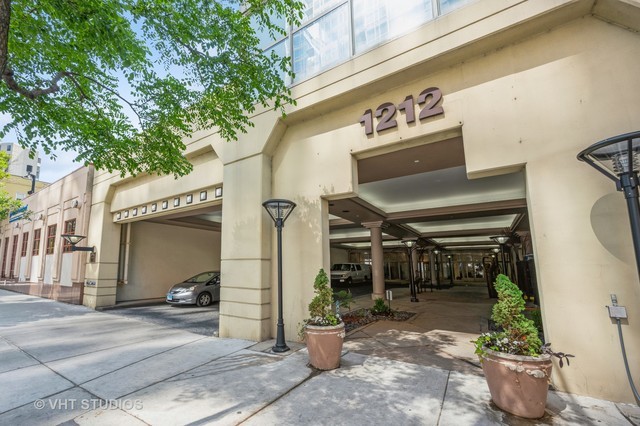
[359,87,444,136]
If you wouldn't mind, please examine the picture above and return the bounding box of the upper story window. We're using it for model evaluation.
[352,0,434,54]
[254,0,474,84]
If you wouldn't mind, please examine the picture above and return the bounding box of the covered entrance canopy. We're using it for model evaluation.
[328,136,532,299]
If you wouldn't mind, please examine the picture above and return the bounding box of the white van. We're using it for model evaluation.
[330,263,371,285]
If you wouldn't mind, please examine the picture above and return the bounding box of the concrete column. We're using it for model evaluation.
[362,221,386,300]
[84,199,120,308]
[218,154,273,341]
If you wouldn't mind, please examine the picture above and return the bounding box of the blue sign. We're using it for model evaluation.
[9,205,28,223]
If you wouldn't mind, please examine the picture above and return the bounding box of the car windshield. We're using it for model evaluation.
[185,271,219,283]
[331,264,350,271]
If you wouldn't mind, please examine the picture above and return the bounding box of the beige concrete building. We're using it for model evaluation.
[2,0,639,404]
[0,167,93,303]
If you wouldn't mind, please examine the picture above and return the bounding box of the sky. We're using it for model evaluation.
[0,113,82,183]
[39,150,83,183]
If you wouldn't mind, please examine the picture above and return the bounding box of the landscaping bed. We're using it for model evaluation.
[341,309,415,333]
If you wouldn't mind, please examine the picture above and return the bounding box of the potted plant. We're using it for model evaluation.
[300,269,345,370]
[473,274,573,419]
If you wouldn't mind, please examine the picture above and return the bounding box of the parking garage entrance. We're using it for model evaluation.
[114,203,223,306]
[328,136,541,333]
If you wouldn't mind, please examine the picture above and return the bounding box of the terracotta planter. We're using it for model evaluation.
[481,347,553,419]
[305,323,345,370]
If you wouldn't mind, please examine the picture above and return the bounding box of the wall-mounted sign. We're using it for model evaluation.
[359,87,444,136]
[9,205,28,223]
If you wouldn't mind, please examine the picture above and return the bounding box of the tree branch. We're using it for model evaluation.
[67,71,145,130]
[2,68,67,99]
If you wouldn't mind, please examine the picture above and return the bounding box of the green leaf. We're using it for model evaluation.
[1,0,304,177]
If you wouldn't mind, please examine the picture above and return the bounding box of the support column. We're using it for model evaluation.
[219,154,273,341]
[362,221,386,300]
[84,199,120,308]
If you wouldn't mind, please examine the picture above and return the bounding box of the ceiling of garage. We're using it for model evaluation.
[329,137,529,252]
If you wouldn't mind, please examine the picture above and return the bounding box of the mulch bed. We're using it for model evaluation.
[341,309,415,333]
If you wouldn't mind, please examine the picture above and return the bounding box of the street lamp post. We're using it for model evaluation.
[447,254,454,285]
[578,131,640,280]
[491,236,510,275]
[402,239,419,302]
[262,199,297,353]
[578,131,640,405]
[433,248,441,289]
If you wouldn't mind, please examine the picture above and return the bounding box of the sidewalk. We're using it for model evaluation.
[0,288,638,425]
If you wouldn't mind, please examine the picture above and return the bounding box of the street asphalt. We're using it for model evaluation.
[1,288,639,425]
[100,302,220,336]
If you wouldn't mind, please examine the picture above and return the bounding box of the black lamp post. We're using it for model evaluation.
[491,236,509,275]
[402,239,419,302]
[447,254,454,285]
[433,248,441,289]
[262,198,296,353]
[578,131,640,280]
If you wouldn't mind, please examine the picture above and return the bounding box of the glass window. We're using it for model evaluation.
[292,4,350,81]
[299,0,345,24]
[440,0,473,15]
[20,232,28,257]
[46,224,56,255]
[353,0,434,54]
[32,228,41,256]
[63,219,76,253]
[251,10,287,50]
[265,39,291,84]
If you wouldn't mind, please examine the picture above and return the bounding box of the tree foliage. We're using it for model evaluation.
[0,0,303,177]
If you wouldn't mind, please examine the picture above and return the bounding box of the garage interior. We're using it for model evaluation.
[115,204,222,303]
[328,137,538,309]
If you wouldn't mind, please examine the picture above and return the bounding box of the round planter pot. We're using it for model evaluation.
[305,323,345,370]
[481,347,553,419]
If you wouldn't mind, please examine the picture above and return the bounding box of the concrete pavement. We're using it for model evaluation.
[1,288,639,425]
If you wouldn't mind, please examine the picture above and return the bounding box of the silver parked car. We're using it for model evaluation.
[166,271,220,307]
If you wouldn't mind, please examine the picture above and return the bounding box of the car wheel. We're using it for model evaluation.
[197,292,212,307]
[346,277,353,286]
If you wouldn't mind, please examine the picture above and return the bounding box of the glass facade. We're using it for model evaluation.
[257,0,474,83]
[292,4,350,80]
[352,0,434,54]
